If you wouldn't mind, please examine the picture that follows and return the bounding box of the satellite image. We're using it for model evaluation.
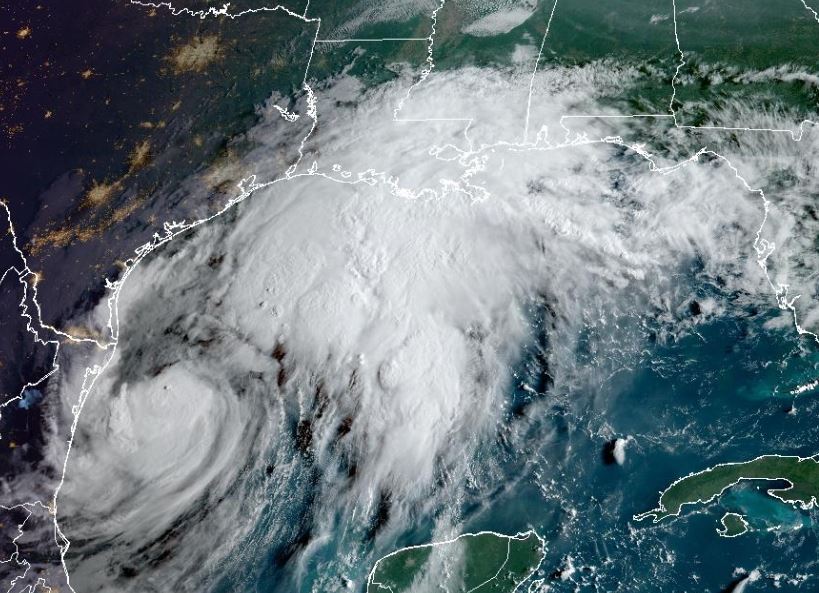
[3,0,819,591]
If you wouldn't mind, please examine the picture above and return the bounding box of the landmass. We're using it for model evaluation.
[716,513,750,538]
[634,454,819,523]
[367,530,545,593]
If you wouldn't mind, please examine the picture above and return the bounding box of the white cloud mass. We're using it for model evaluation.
[51,64,816,592]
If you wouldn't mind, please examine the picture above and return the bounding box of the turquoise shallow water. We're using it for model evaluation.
[722,484,811,533]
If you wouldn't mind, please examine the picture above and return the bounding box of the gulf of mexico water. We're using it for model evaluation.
[455,299,819,592]
[208,277,819,592]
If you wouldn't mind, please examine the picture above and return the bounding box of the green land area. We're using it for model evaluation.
[367,531,544,593]
[717,513,750,538]
[635,455,819,523]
